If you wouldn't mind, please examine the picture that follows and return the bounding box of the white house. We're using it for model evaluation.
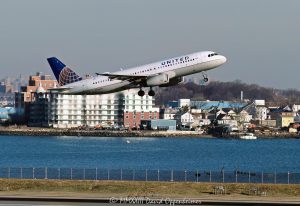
[174,111,194,126]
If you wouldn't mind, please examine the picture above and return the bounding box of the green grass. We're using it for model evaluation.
[0,179,300,198]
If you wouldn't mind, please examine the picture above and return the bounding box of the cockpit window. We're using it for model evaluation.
[208,53,218,57]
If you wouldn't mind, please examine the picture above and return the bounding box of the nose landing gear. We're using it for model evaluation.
[202,72,208,82]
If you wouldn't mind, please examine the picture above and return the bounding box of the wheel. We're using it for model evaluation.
[204,77,208,82]
[138,90,145,96]
[148,90,155,96]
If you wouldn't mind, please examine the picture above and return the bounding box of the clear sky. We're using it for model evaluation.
[0,0,299,89]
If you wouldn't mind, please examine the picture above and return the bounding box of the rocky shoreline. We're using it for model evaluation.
[0,126,299,138]
[0,127,212,138]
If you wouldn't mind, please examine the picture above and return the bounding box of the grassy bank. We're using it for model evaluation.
[0,179,300,199]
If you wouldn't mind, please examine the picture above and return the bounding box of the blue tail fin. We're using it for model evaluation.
[47,57,82,86]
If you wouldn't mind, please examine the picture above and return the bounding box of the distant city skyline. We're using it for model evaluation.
[0,0,299,89]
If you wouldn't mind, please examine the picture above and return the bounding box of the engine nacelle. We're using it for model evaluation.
[146,73,169,86]
[160,76,184,87]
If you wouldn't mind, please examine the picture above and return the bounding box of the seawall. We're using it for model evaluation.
[0,127,212,138]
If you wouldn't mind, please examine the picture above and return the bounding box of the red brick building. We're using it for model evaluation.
[123,91,159,129]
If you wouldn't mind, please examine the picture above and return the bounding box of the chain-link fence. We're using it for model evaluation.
[0,168,299,184]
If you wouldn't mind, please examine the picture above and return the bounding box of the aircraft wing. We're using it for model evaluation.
[97,73,149,83]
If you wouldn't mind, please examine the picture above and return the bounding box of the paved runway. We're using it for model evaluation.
[0,199,300,206]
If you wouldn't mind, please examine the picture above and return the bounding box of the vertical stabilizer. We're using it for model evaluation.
[47,57,82,86]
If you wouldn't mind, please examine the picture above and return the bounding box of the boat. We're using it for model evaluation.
[239,133,257,140]
[126,140,131,144]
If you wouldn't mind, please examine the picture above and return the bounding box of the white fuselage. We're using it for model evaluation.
[60,51,226,94]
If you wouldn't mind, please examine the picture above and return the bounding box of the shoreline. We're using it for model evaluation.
[0,127,213,138]
[0,126,299,139]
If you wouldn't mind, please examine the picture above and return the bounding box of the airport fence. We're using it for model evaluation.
[0,167,299,184]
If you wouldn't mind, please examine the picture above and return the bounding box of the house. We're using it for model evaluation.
[243,101,268,122]
[269,105,295,128]
[174,111,194,127]
[216,113,238,127]
[292,104,300,113]
[159,108,179,120]
[237,109,252,123]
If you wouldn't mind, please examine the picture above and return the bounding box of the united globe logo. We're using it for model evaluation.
[58,67,82,86]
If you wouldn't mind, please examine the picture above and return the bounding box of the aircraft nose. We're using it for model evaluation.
[220,55,227,64]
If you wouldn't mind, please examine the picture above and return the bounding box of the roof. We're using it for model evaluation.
[190,101,247,110]
[174,111,190,116]
[0,107,16,119]
[161,108,179,114]
[269,105,293,113]
[216,113,231,120]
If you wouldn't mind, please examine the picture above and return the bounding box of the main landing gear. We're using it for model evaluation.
[148,89,155,96]
[138,87,155,97]
[138,89,145,97]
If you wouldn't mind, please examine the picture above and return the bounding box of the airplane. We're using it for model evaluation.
[47,51,226,97]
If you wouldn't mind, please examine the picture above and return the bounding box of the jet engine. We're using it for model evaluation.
[146,73,169,86]
[160,76,184,87]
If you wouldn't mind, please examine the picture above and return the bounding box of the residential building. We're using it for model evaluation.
[237,110,252,123]
[28,86,49,127]
[14,73,58,124]
[159,108,179,120]
[123,91,159,128]
[216,113,238,127]
[292,104,300,112]
[174,111,194,127]
[48,91,122,128]
[46,89,159,129]
[269,105,295,128]
[243,100,268,122]
[15,72,57,103]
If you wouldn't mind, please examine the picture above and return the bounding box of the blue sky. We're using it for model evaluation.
[0,0,299,89]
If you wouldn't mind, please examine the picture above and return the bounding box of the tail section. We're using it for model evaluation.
[47,57,82,86]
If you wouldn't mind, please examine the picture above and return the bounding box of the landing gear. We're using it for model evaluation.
[138,89,145,97]
[148,89,155,96]
[138,88,155,96]
[202,72,208,82]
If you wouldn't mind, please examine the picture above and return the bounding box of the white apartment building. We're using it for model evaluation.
[47,89,159,128]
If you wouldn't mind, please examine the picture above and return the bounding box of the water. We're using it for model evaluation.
[0,135,299,172]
